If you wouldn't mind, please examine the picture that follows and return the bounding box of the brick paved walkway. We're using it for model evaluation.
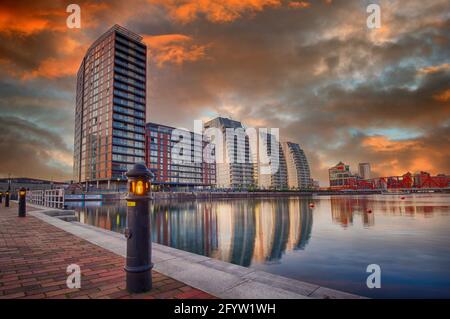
[0,202,215,299]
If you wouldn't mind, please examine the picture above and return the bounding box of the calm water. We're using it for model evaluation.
[67,194,450,298]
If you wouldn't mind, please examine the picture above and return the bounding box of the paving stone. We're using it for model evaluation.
[0,203,213,299]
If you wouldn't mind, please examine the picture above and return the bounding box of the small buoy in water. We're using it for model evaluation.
[400,196,406,200]
[309,203,315,208]
[367,209,372,213]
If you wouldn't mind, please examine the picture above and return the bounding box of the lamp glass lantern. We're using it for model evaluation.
[127,166,152,197]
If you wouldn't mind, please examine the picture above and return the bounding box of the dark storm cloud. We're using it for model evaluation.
[0,79,75,147]
[0,116,72,179]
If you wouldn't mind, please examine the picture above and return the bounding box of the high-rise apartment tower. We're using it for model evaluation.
[73,25,147,187]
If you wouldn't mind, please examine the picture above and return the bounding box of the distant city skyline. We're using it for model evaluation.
[0,1,449,186]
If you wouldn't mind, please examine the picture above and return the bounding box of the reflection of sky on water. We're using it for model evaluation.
[67,194,450,298]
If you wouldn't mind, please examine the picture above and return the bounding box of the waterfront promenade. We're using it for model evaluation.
[0,202,213,299]
[0,202,363,299]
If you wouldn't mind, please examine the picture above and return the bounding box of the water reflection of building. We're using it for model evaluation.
[229,201,256,267]
[78,205,127,233]
[253,201,275,262]
[330,197,374,227]
[213,202,234,262]
[212,200,257,267]
[288,199,313,250]
[75,197,316,267]
[216,199,293,266]
[253,199,313,264]
[364,197,442,217]
[267,200,290,263]
[152,201,219,257]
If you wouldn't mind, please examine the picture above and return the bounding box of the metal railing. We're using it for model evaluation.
[27,189,65,209]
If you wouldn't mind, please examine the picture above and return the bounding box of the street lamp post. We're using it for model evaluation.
[18,188,26,217]
[5,190,10,207]
[124,163,154,293]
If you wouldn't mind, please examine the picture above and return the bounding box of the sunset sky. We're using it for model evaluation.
[0,0,449,185]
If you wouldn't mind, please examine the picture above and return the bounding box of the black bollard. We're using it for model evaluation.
[0,191,3,204]
[5,191,10,207]
[18,188,26,217]
[124,163,154,293]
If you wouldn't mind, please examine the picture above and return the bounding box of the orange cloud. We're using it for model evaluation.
[371,157,435,178]
[361,135,445,177]
[288,1,310,9]
[418,63,450,75]
[149,0,282,23]
[362,135,418,152]
[23,57,79,80]
[0,7,64,35]
[0,1,111,80]
[409,157,435,173]
[143,34,209,67]
[20,36,87,79]
[433,89,450,102]
[0,1,108,35]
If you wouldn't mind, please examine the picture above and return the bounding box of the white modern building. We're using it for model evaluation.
[257,132,288,190]
[204,117,311,190]
[204,117,255,188]
[281,142,311,189]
